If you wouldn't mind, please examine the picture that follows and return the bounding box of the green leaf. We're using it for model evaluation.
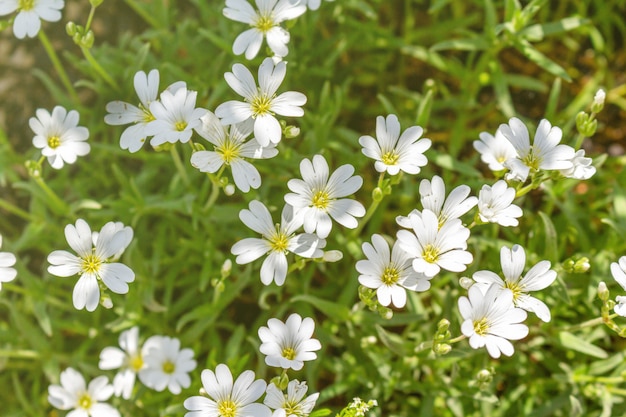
[519,17,590,42]
[558,331,608,359]
[538,211,558,263]
[375,324,406,356]
[430,150,482,178]
[430,37,489,51]
[490,61,515,118]
[416,86,434,127]
[511,39,572,82]
[289,295,350,322]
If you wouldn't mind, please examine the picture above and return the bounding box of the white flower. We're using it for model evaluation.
[264,380,319,417]
[146,86,206,146]
[47,219,135,312]
[610,256,626,317]
[559,149,596,180]
[183,363,271,417]
[356,234,431,308]
[358,114,431,175]
[139,335,196,394]
[48,367,120,417]
[472,245,557,322]
[29,106,90,170]
[258,313,322,370]
[396,175,477,229]
[215,58,306,147]
[191,111,278,192]
[0,235,17,290]
[285,154,365,239]
[0,0,64,39]
[396,209,473,278]
[500,117,576,182]
[473,128,517,171]
[593,89,606,108]
[299,0,324,10]
[231,201,325,286]
[477,180,523,227]
[224,0,306,60]
[458,284,529,358]
[91,222,133,262]
[104,69,160,153]
[98,326,144,399]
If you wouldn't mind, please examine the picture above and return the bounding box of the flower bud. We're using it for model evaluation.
[90,0,104,7]
[220,259,232,278]
[25,160,41,178]
[284,125,300,138]
[101,294,113,309]
[434,343,451,355]
[598,281,609,301]
[476,369,493,383]
[574,257,590,273]
[81,31,95,48]
[66,21,77,36]
[372,187,384,202]
[224,184,235,196]
[459,276,474,289]
[437,319,450,332]
[322,250,343,262]
[592,89,605,113]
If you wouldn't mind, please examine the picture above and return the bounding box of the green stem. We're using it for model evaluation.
[84,5,97,32]
[562,314,618,332]
[38,30,79,103]
[32,176,72,216]
[170,145,190,186]
[203,166,226,212]
[352,172,387,237]
[447,334,467,344]
[0,199,36,222]
[124,0,161,28]
[80,47,118,91]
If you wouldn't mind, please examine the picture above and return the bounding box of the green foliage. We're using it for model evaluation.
[1,0,626,416]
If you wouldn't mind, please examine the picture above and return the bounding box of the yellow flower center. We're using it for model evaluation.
[381,150,399,165]
[473,317,490,336]
[217,139,242,164]
[250,94,273,117]
[284,401,302,415]
[218,399,238,417]
[142,109,155,123]
[77,393,93,410]
[381,266,400,286]
[437,214,448,229]
[282,347,296,360]
[312,190,330,210]
[422,244,440,264]
[504,280,524,302]
[175,121,188,131]
[81,254,102,275]
[254,14,275,33]
[522,149,541,170]
[162,360,175,374]
[269,229,290,253]
[48,136,61,149]
[19,0,35,11]
[129,355,144,372]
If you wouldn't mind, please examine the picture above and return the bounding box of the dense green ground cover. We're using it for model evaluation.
[2,0,626,416]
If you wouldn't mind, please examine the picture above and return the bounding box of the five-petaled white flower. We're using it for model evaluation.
[500,117,576,182]
[30,106,90,170]
[458,284,528,358]
[356,234,431,308]
[264,380,319,417]
[0,0,64,39]
[184,363,271,417]
[98,326,145,399]
[358,114,431,175]
[48,367,120,417]
[223,0,306,60]
[47,219,135,312]
[258,313,322,370]
[477,180,523,227]
[473,128,517,171]
[215,58,307,147]
[104,69,161,153]
[191,111,278,192]
[559,149,596,180]
[146,86,206,146]
[396,175,477,230]
[139,335,196,395]
[231,200,325,286]
[610,256,626,317]
[472,245,557,322]
[285,154,365,239]
[396,209,473,278]
[0,235,17,290]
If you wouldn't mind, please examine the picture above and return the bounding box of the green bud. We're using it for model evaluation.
[437,319,450,332]
[278,372,289,390]
[476,369,493,383]
[219,176,229,187]
[192,142,206,152]
[25,160,41,178]
[89,0,104,7]
[372,187,384,202]
[66,21,77,36]
[81,31,95,48]
[574,257,590,273]
[0,19,12,31]
[591,89,606,113]
[100,294,113,309]
[283,125,300,138]
[220,259,232,278]
[223,184,235,196]
[597,281,609,302]
[434,343,451,355]
[575,111,589,130]
[562,258,576,273]
[459,276,473,289]
[72,32,82,45]
[322,250,343,262]
[478,72,490,85]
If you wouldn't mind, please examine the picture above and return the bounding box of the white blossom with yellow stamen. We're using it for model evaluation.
[285,154,365,239]
[47,219,135,312]
[472,244,557,322]
[359,114,431,176]
[139,335,196,395]
[473,128,517,171]
[0,0,64,39]
[458,284,528,358]
[98,326,145,399]
[191,111,278,192]
[184,363,271,417]
[231,200,325,286]
[30,106,90,170]
[48,367,120,417]
[223,0,306,60]
[258,313,321,370]
[264,380,319,417]
[215,58,307,147]
[396,209,473,278]
[356,234,431,308]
